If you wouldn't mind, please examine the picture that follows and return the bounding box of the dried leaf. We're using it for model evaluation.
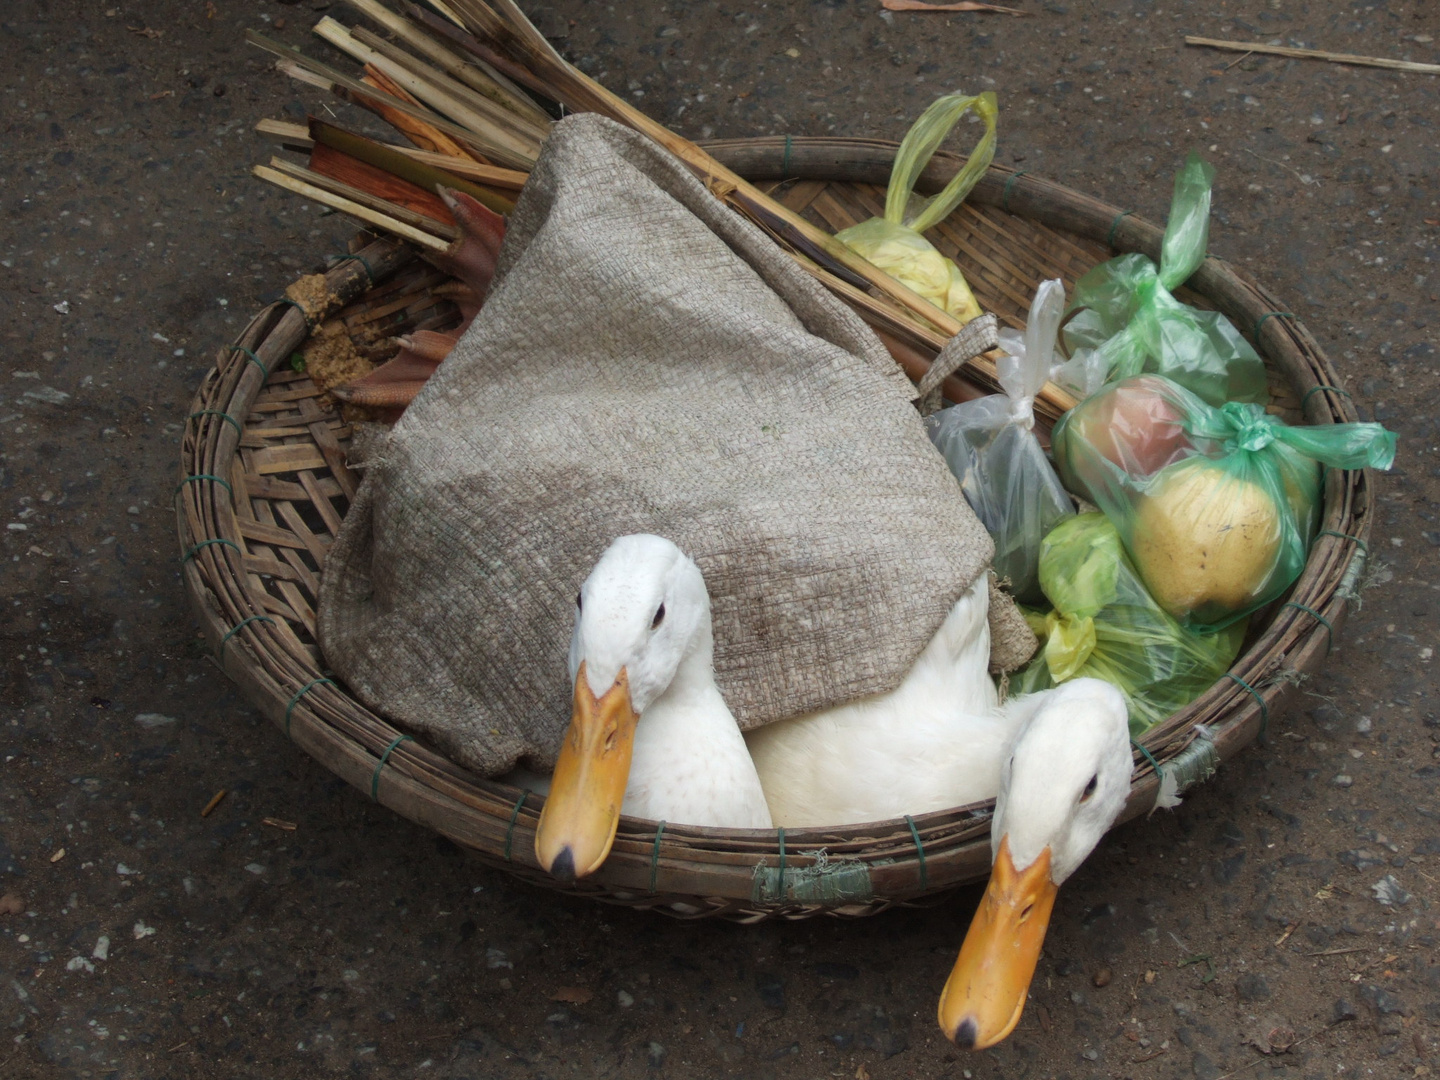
[881,0,1030,14]
[550,986,593,1005]
[0,893,24,916]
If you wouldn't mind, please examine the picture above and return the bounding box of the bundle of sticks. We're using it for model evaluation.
[249,0,1075,417]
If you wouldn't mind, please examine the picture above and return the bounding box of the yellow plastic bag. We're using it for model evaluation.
[836,92,997,324]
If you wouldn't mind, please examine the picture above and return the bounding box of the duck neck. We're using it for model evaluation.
[651,620,720,713]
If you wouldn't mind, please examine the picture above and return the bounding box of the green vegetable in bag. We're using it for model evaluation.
[836,91,997,325]
[1011,513,1247,736]
[1052,375,1397,629]
[1061,153,1269,406]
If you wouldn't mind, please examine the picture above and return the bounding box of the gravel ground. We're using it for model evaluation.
[2,1,1438,1078]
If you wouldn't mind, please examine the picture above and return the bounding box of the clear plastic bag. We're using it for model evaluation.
[1061,154,1269,407]
[1052,375,1397,628]
[836,91,997,325]
[927,280,1075,604]
[1011,513,1247,736]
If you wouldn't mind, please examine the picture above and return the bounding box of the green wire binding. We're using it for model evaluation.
[904,815,928,891]
[1105,210,1133,249]
[1225,672,1269,740]
[1283,602,1334,654]
[1301,384,1353,410]
[1130,738,1166,790]
[181,537,241,563]
[284,677,335,736]
[218,614,275,655]
[1317,530,1367,555]
[370,734,414,801]
[1252,311,1294,338]
[503,789,532,861]
[187,410,242,436]
[649,821,668,894]
[330,253,374,282]
[1001,170,1029,214]
[230,345,268,378]
[175,474,233,497]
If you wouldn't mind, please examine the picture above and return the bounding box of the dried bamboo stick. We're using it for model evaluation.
[254,117,528,189]
[392,147,528,188]
[312,18,541,167]
[361,63,488,162]
[252,164,451,250]
[343,0,553,127]
[310,120,516,214]
[265,156,460,240]
[248,31,502,163]
[256,117,314,150]
[1185,35,1440,75]
[346,22,549,145]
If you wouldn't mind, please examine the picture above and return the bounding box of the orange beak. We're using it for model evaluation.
[937,836,1059,1049]
[533,662,638,882]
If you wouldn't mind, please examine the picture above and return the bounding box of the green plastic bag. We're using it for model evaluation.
[1052,375,1397,629]
[836,91,997,325]
[1011,513,1247,736]
[1061,154,1269,407]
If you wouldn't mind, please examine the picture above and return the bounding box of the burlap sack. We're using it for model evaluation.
[318,114,1034,776]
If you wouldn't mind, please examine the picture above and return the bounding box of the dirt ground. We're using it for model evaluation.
[2,1,1438,1078]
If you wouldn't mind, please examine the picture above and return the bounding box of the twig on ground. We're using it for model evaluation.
[1186,35,1440,76]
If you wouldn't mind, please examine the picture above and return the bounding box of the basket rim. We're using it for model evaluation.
[177,135,1372,920]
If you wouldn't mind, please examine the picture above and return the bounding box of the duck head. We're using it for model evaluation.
[938,678,1132,1049]
[534,535,711,882]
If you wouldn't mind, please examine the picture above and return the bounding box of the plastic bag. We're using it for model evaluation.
[1011,513,1247,736]
[1052,375,1396,628]
[836,91,997,325]
[927,280,1075,604]
[1061,154,1269,407]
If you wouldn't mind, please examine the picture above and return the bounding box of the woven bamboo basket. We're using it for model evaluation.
[178,138,1373,921]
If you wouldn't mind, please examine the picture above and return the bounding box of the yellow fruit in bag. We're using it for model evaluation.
[836,91,996,326]
[1130,459,1280,621]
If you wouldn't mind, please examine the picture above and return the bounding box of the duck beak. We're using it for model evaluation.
[534,662,638,882]
[937,837,1059,1050]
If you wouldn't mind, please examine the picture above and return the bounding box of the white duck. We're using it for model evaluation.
[529,535,772,883]
[528,534,1134,1050]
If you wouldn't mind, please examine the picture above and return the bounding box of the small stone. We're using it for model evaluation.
[244,863,265,875]
[0,894,24,916]
[1359,984,1406,1015]
[132,921,156,939]
[1191,1051,1220,1080]
[1236,973,1272,1003]
[1371,875,1411,906]
[92,936,109,961]
[646,1041,666,1067]
[1332,998,1358,1023]
[134,712,176,727]
[485,948,512,969]
[497,978,511,990]
[1332,774,1353,787]
[617,990,634,1008]
[1082,1047,1099,1060]
[66,956,94,973]
[1092,966,1113,988]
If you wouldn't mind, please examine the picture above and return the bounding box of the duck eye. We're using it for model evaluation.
[651,603,666,630]
[1080,774,1098,803]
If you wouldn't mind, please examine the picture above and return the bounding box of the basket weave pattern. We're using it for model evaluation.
[178,142,1373,920]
